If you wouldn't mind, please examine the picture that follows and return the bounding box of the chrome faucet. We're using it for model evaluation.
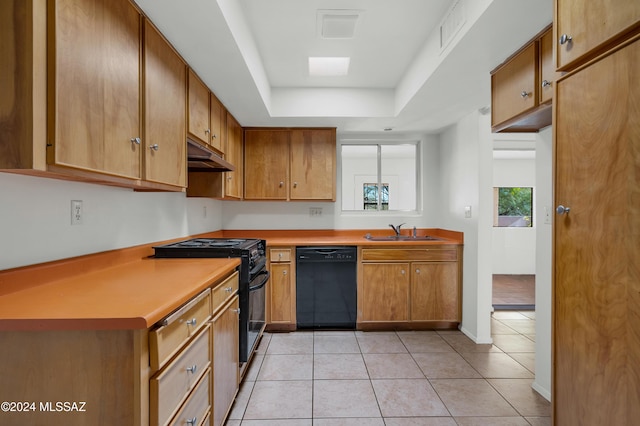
[389,223,405,236]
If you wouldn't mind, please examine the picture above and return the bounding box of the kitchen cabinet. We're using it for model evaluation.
[267,247,296,331]
[555,0,640,71]
[552,30,640,425]
[491,25,554,133]
[188,69,225,154]
[186,111,244,199]
[358,246,461,328]
[210,272,239,426]
[0,0,186,191]
[143,19,187,188]
[244,128,336,201]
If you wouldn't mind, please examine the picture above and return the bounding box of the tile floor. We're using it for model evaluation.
[225,311,550,425]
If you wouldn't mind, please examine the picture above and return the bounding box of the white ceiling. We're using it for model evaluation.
[133,0,552,136]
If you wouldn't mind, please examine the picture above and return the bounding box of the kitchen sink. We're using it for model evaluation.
[364,234,443,241]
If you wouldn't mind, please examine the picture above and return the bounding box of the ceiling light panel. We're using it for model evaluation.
[317,9,363,39]
[309,57,351,76]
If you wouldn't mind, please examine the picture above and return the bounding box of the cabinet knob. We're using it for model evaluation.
[225,286,233,292]
[185,318,197,326]
[401,270,405,275]
[212,134,217,139]
[149,144,159,151]
[205,129,210,134]
[556,205,571,215]
[232,308,241,315]
[283,270,287,275]
[186,364,197,374]
[279,181,284,187]
[186,417,197,426]
[227,176,232,180]
[293,182,298,188]
[520,91,530,98]
[278,253,282,259]
[415,268,420,274]
[542,79,552,88]
[130,137,141,145]
[559,34,573,45]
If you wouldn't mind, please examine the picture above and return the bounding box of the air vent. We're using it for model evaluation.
[317,10,363,39]
[439,0,465,51]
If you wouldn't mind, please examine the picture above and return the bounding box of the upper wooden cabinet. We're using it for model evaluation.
[1,0,187,191]
[143,20,187,188]
[49,0,142,180]
[244,128,336,201]
[188,70,225,154]
[491,25,555,133]
[555,0,640,71]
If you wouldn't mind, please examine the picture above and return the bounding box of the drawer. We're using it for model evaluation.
[151,325,211,426]
[150,289,211,371]
[211,271,239,314]
[170,368,211,426]
[361,248,458,262]
[270,248,291,262]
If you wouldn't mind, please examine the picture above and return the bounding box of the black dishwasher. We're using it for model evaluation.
[296,246,357,329]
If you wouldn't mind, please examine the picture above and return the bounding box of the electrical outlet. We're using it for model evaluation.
[309,207,323,217]
[464,205,472,218]
[71,200,83,225]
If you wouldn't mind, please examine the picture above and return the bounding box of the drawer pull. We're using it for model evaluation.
[232,308,241,315]
[186,364,197,374]
[225,286,233,292]
[415,268,420,274]
[186,417,197,425]
[185,318,197,326]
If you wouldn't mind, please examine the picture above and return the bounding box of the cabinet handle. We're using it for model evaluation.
[149,144,159,151]
[415,268,420,274]
[278,253,282,259]
[205,129,210,134]
[212,133,217,139]
[541,80,552,88]
[225,286,233,292]
[401,270,405,275]
[279,181,284,187]
[185,318,197,326]
[283,270,287,275]
[130,137,141,145]
[559,34,572,45]
[227,176,232,180]
[520,91,530,98]
[186,364,197,374]
[186,417,197,426]
[293,181,298,188]
[556,205,571,215]
[232,308,241,315]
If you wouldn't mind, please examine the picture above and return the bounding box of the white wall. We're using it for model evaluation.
[492,157,536,274]
[0,173,223,270]
[439,111,493,344]
[222,133,443,230]
[533,127,553,400]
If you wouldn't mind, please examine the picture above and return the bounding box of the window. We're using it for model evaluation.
[341,143,418,212]
[494,187,533,227]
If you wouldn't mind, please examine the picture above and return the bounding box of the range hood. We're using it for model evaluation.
[187,139,235,172]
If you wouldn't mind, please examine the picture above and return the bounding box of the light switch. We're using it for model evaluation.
[464,205,472,218]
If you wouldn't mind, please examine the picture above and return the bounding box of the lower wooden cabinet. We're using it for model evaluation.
[358,246,462,328]
[267,247,296,330]
[211,295,239,426]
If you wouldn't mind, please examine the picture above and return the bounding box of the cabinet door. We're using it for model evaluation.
[51,0,141,179]
[491,42,537,127]
[143,20,186,187]
[539,28,556,104]
[244,130,289,200]
[361,263,409,322]
[224,113,243,199]
[555,0,640,70]
[209,95,224,153]
[187,69,210,146]
[212,296,239,426]
[554,39,640,424]
[290,129,336,201]
[411,262,458,321]
[269,263,294,324]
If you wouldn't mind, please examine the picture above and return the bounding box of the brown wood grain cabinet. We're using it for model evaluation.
[188,69,226,154]
[1,0,187,191]
[267,247,296,330]
[552,12,640,422]
[358,246,461,329]
[244,128,336,201]
[491,25,555,133]
[555,0,640,71]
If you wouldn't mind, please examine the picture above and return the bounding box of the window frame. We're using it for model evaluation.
[493,186,534,227]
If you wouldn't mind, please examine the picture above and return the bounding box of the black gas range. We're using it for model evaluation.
[153,238,268,363]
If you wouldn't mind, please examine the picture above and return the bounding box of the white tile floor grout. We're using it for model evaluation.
[225,311,550,426]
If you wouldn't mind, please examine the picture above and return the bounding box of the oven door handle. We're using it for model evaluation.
[249,270,270,292]
[250,258,267,276]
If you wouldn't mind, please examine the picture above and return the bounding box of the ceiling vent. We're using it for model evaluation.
[439,0,466,51]
[317,10,362,39]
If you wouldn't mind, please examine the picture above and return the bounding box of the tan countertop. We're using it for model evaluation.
[0,257,240,331]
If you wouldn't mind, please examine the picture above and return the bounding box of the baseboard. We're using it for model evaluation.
[531,381,551,402]
[460,325,493,345]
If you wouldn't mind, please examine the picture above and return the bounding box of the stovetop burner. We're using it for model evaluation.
[153,237,265,258]
[175,238,248,248]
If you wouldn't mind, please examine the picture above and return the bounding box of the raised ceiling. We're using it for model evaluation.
[134,0,552,135]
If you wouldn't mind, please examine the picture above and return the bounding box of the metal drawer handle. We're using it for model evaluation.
[186,364,197,374]
[130,137,141,145]
[559,34,572,45]
[521,91,530,98]
[225,286,233,292]
[186,417,197,425]
[185,318,197,326]
[542,79,552,88]
[232,308,241,315]
[415,269,420,274]
[149,144,159,151]
[401,270,405,275]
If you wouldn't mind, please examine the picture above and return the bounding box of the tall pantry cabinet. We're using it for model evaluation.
[552,2,640,425]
